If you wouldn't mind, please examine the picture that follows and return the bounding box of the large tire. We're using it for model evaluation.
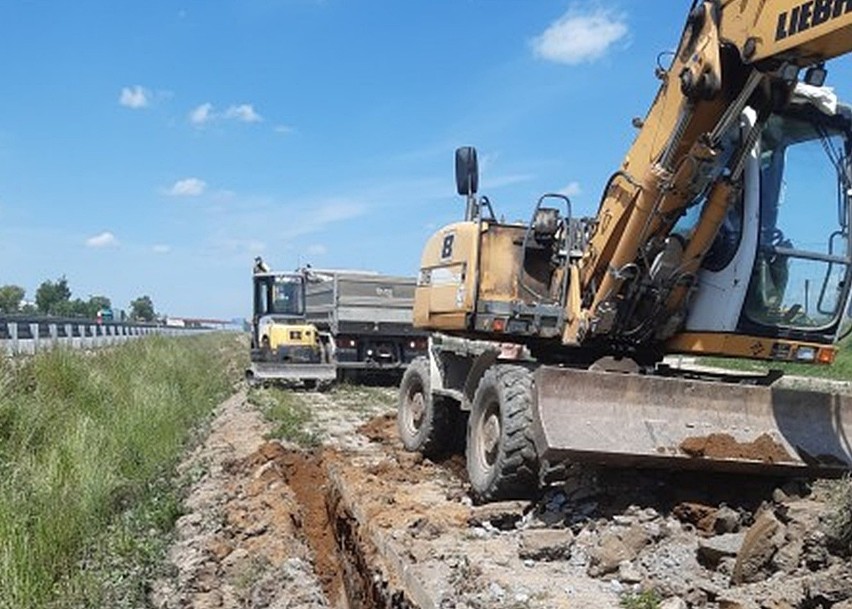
[466,364,539,502]
[397,356,450,458]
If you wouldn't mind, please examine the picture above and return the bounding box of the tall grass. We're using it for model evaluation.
[0,334,243,609]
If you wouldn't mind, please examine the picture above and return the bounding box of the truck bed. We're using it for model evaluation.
[305,272,420,336]
[304,271,427,374]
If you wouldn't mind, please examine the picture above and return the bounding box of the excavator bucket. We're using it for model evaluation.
[532,367,852,475]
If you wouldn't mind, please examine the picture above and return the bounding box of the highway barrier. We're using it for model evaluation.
[0,316,210,356]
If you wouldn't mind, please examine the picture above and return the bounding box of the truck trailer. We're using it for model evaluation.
[305,269,428,382]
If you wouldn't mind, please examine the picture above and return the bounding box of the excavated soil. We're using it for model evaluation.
[680,433,795,463]
[151,385,852,609]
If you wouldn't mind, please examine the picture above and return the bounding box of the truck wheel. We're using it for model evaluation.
[397,356,450,458]
[467,364,539,502]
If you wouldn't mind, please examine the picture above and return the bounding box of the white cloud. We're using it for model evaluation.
[153,244,171,254]
[86,231,119,248]
[119,85,150,109]
[189,103,214,126]
[532,9,628,65]
[307,244,327,256]
[224,104,263,123]
[167,177,207,197]
[274,124,294,135]
[209,198,366,257]
[189,102,264,126]
[560,181,582,197]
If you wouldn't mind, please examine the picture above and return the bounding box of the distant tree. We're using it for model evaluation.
[65,299,89,318]
[0,285,25,313]
[129,295,156,322]
[87,295,112,318]
[35,277,72,315]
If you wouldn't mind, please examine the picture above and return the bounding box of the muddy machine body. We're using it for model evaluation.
[399,1,852,501]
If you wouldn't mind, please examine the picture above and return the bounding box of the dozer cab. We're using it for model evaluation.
[398,1,852,502]
[246,258,335,387]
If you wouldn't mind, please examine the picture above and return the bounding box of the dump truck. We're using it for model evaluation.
[304,269,428,381]
[247,259,427,386]
[399,1,852,501]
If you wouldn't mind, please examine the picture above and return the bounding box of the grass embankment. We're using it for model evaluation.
[0,333,245,609]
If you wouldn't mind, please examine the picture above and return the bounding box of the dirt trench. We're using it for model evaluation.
[152,386,852,609]
[150,387,419,609]
[247,443,414,609]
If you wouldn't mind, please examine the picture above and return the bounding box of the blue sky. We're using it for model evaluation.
[1,1,851,320]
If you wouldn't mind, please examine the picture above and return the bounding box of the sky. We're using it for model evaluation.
[0,1,851,320]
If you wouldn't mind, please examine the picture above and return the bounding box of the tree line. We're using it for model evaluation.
[0,276,157,322]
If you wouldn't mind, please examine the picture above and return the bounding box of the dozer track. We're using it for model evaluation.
[532,367,852,475]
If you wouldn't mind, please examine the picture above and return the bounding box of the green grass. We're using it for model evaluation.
[620,590,661,609]
[0,333,244,609]
[250,386,320,447]
[51,478,184,609]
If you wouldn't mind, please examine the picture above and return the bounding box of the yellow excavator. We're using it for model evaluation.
[399,1,852,501]
[246,258,335,388]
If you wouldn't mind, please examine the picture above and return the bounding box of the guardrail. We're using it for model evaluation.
[0,316,211,356]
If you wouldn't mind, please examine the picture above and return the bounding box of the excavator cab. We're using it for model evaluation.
[684,97,852,361]
[744,104,852,335]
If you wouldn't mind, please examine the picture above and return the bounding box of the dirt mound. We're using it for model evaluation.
[357,413,398,445]
[680,432,794,463]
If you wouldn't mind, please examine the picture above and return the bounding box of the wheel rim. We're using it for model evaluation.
[403,384,426,436]
[473,396,501,474]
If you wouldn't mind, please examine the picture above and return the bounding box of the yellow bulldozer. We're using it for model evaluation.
[399,0,852,501]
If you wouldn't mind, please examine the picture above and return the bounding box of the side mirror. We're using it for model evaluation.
[455,146,479,196]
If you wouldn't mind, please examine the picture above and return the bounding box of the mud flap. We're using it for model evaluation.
[247,362,338,382]
[531,366,852,475]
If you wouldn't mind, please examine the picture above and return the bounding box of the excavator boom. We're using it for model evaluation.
[720,0,852,64]
[567,0,852,350]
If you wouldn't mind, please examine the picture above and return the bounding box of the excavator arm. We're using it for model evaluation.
[565,0,852,354]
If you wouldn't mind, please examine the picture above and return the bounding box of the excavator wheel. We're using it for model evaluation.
[397,356,451,459]
[467,364,539,503]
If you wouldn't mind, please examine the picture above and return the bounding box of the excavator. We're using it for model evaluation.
[246,257,336,387]
[398,0,852,501]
